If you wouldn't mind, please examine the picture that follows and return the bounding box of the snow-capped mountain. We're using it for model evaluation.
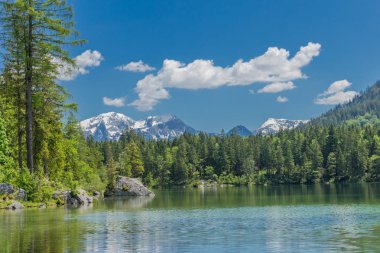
[132,115,197,140]
[80,112,197,141]
[253,118,309,135]
[227,125,252,137]
[80,112,135,141]
[81,113,309,141]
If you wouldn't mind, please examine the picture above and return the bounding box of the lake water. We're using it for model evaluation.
[2,184,380,252]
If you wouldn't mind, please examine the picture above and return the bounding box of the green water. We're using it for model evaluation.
[2,184,380,252]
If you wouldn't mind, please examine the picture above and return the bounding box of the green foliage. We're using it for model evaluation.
[103,122,380,187]
[0,0,106,202]
[15,169,54,202]
[118,141,144,178]
[0,117,16,183]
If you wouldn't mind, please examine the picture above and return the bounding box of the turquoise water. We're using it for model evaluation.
[2,184,380,252]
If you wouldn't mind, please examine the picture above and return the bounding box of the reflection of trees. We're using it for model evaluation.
[1,184,380,252]
[0,209,86,252]
[141,184,380,210]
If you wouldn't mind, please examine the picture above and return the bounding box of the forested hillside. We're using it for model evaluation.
[311,81,380,126]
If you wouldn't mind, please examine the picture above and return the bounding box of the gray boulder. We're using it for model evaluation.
[0,184,27,201]
[15,189,27,201]
[5,201,24,210]
[0,183,14,195]
[52,189,93,207]
[105,176,155,197]
[76,189,93,205]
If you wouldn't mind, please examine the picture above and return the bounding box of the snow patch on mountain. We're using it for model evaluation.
[81,112,310,141]
[80,112,196,141]
[80,112,135,141]
[254,118,309,135]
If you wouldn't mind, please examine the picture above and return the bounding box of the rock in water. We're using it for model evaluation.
[105,176,155,197]
[5,201,24,210]
[0,183,14,195]
[52,189,93,207]
[76,189,93,205]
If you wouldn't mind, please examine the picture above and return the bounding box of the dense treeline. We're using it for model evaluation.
[96,122,380,187]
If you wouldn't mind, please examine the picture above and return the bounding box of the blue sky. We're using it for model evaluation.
[63,0,380,132]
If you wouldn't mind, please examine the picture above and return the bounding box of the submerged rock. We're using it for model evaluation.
[105,176,154,197]
[52,189,93,207]
[5,201,24,210]
[0,183,14,195]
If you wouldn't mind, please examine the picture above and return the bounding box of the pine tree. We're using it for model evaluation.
[0,117,16,182]
[323,126,337,167]
[0,0,83,173]
[122,141,144,178]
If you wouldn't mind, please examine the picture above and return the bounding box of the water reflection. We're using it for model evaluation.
[1,184,380,252]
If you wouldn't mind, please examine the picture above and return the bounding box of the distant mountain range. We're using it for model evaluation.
[80,112,309,141]
[80,112,197,141]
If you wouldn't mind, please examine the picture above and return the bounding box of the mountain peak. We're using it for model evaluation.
[227,125,252,136]
[81,112,310,141]
[80,112,135,141]
[256,118,309,135]
[80,113,195,141]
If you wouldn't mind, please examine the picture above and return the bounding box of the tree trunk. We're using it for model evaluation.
[17,88,23,171]
[25,6,33,173]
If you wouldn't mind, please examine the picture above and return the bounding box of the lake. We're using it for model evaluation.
[1,184,380,252]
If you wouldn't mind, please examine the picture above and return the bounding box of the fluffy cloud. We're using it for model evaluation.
[258,81,295,93]
[276,96,288,103]
[130,42,321,111]
[103,97,126,107]
[116,60,156,72]
[56,50,104,81]
[314,80,359,105]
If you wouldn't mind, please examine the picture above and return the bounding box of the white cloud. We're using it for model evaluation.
[322,79,352,95]
[276,96,288,103]
[56,50,104,81]
[116,60,156,72]
[258,81,295,93]
[103,97,126,107]
[314,80,359,105]
[130,42,321,111]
